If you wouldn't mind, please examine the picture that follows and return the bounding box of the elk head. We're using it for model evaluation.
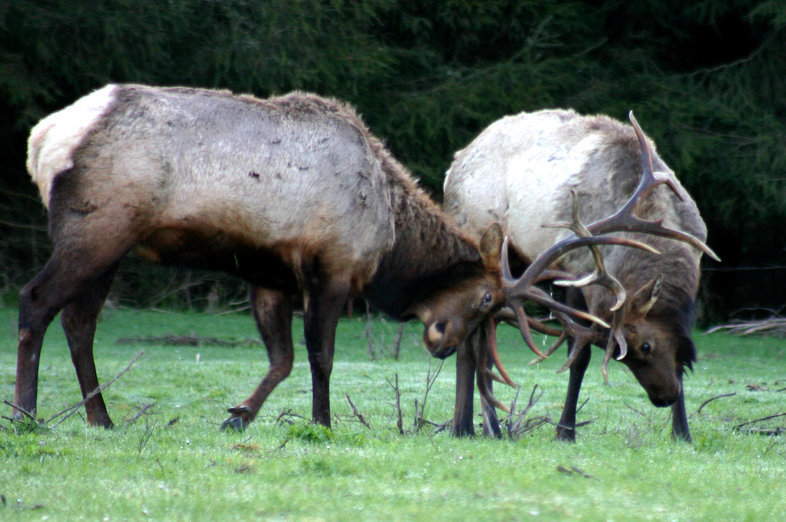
[409,223,505,359]
[601,276,697,406]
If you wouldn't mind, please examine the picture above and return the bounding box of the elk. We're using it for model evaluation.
[13,84,510,431]
[444,109,717,441]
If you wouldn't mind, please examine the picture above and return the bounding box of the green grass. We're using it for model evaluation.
[1,307,785,520]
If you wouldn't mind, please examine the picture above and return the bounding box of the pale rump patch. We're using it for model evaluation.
[26,84,118,208]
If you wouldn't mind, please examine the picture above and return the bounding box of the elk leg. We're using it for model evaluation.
[452,339,476,437]
[223,286,294,431]
[60,265,118,428]
[556,339,591,442]
[15,273,63,422]
[670,374,691,442]
[14,192,141,424]
[303,276,350,428]
[15,246,129,422]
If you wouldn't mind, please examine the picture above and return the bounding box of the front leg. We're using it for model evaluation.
[303,276,350,428]
[452,339,476,437]
[556,339,591,442]
[670,374,691,442]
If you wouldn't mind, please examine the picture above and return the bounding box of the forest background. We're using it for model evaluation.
[0,0,784,322]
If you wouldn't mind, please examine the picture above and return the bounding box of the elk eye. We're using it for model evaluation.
[480,292,493,309]
[641,342,652,355]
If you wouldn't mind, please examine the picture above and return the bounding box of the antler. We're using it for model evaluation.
[501,229,657,362]
[503,112,719,382]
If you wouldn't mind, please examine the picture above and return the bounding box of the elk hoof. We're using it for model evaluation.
[221,405,251,432]
[221,416,247,432]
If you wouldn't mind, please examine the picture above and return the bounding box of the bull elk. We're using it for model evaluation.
[13,84,511,431]
[444,109,718,441]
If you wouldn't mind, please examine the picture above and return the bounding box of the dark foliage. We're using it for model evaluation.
[1,0,783,319]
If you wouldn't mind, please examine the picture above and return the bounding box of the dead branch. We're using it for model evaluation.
[390,323,405,360]
[734,412,786,432]
[432,420,452,434]
[47,351,145,426]
[345,393,371,429]
[2,400,38,425]
[415,360,443,431]
[505,384,550,439]
[116,334,261,347]
[697,392,737,415]
[124,403,156,424]
[557,465,592,478]
[275,409,307,425]
[705,316,786,338]
[624,403,647,417]
[386,374,404,435]
[363,301,378,360]
[548,419,595,430]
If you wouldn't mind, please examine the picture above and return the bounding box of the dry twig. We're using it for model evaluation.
[47,351,145,426]
[697,392,737,415]
[414,360,443,431]
[734,412,786,435]
[116,334,260,347]
[345,393,371,429]
[706,313,786,338]
[386,374,404,435]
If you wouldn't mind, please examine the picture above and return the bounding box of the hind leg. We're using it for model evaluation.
[59,265,118,427]
[223,286,294,431]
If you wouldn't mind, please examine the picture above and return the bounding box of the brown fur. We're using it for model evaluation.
[14,85,505,431]
[443,108,709,440]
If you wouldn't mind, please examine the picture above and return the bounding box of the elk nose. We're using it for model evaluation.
[426,321,447,346]
[648,385,681,407]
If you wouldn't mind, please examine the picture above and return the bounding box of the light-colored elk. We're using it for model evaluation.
[14,84,509,430]
[444,108,717,441]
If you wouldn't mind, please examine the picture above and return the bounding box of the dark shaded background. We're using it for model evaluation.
[1,0,783,322]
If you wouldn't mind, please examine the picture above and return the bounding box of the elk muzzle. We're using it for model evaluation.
[423,320,458,359]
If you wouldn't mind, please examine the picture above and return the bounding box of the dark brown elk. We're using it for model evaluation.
[444,109,717,441]
[13,84,508,431]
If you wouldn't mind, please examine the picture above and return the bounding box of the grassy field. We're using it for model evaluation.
[1,306,784,520]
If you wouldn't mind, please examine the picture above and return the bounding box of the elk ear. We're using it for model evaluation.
[628,274,664,318]
[479,223,503,271]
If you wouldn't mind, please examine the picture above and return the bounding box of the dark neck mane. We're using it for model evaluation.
[361,137,483,318]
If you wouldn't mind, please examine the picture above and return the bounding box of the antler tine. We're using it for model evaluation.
[546,191,630,311]
[501,236,514,280]
[585,113,720,262]
[526,286,610,329]
[512,303,548,358]
[600,309,628,384]
[506,234,659,296]
[556,319,603,374]
[476,320,511,413]
[528,331,569,366]
[502,212,657,361]
[484,317,516,388]
[495,307,563,337]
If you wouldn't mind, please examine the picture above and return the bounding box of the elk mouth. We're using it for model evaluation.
[649,395,677,408]
[432,345,457,359]
[646,386,680,407]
